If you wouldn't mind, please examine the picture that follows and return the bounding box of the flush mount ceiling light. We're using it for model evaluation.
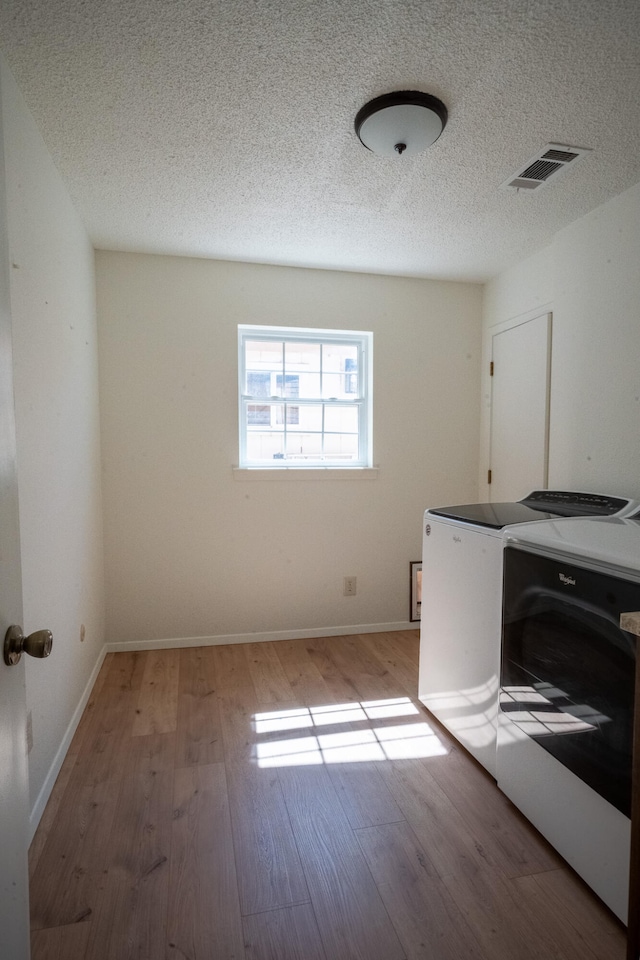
[355,90,448,158]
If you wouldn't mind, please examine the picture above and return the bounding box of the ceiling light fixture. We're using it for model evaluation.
[355,90,448,158]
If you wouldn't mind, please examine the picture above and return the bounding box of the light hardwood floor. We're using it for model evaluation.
[29,631,626,960]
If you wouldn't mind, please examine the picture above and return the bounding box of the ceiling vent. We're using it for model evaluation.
[502,143,592,191]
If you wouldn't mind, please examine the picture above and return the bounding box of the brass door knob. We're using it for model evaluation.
[4,625,53,666]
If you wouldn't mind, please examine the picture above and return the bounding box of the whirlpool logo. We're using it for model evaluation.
[558,572,576,586]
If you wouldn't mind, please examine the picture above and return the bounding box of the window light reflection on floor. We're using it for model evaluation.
[253,697,448,767]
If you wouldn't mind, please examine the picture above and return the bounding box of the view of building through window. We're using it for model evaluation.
[238,326,372,467]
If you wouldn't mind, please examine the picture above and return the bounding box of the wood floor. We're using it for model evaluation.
[29,631,626,960]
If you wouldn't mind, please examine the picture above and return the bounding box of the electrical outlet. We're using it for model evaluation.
[343,576,357,596]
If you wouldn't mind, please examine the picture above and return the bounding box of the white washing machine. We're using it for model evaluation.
[418,492,637,778]
[498,513,640,923]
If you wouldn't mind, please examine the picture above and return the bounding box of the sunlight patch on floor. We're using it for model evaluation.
[253,697,448,767]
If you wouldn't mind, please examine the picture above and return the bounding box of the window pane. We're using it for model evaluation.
[247,404,271,426]
[323,343,359,399]
[297,404,323,431]
[246,403,285,429]
[323,342,358,369]
[285,341,321,373]
[246,373,271,398]
[324,405,358,433]
[246,432,285,460]
[275,374,299,398]
[286,433,322,457]
[344,358,358,395]
[297,372,321,399]
[322,371,353,399]
[323,433,359,459]
[275,404,300,425]
[245,340,283,392]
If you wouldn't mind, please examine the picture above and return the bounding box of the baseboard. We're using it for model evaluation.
[29,644,108,844]
[105,620,417,652]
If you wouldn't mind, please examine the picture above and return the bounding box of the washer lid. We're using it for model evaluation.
[428,501,564,529]
[428,490,634,530]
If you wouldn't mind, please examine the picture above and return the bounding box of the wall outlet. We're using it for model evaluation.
[343,576,357,596]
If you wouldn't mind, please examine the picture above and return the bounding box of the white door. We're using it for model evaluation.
[489,312,551,501]
[0,89,31,960]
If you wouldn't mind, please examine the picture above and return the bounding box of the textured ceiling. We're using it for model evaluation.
[1,0,639,281]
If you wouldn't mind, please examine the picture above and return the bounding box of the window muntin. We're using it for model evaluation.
[238,326,372,468]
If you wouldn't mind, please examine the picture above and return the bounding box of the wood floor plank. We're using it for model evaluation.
[327,760,406,829]
[514,869,626,960]
[534,865,626,960]
[243,903,327,960]
[119,730,176,779]
[27,666,111,881]
[102,649,146,697]
[378,757,499,881]
[510,872,619,960]
[31,922,92,960]
[132,648,180,736]
[391,630,420,665]
[70,651,146,786]
[30,777,120,930]
[219,690,262,760]
[304,637,362,703]
[278,764,405,960]
[226,757,310,914]
[360,632,421,698]
[427,748,562,878]
[83,767,173,960]
[245,641,295,703]
[213,642,257,698]
[320,634,407,702]
[175,646,224,767]
[167,764,245,960]
[274,638,337,706]
[356,820,486,960]
[439,856,560,960]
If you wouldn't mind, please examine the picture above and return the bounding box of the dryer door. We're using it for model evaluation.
[501,544,638,815]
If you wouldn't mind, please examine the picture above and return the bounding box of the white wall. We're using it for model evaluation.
[480,181,640,501]
[97,252,482,645]
[1,55,105,821]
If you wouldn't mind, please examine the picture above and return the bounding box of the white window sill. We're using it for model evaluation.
[233,466,379,481]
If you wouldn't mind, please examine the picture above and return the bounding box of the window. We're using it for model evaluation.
[238,325,373,468]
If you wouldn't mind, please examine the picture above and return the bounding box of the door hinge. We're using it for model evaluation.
[489,361,494,376]
[488,469,492,484]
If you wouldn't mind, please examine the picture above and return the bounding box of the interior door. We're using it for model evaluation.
[0,86,31,960]
[489,312,551,502]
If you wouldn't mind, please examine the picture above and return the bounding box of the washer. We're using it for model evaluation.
[418,491,636,778]
[498,514,640,922]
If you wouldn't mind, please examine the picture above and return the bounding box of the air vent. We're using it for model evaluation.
[502,143,592,191]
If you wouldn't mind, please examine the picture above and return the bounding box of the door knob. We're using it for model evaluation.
[4,625,53,666]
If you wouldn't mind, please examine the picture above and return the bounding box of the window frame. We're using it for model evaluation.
[238,325,373,470]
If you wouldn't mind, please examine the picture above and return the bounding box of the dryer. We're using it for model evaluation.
[498,514,640,922]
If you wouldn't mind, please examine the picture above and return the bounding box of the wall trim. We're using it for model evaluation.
[105,620,416,653]
[29,645,108,844]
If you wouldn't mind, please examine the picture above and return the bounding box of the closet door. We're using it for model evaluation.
[489,312,551,501]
